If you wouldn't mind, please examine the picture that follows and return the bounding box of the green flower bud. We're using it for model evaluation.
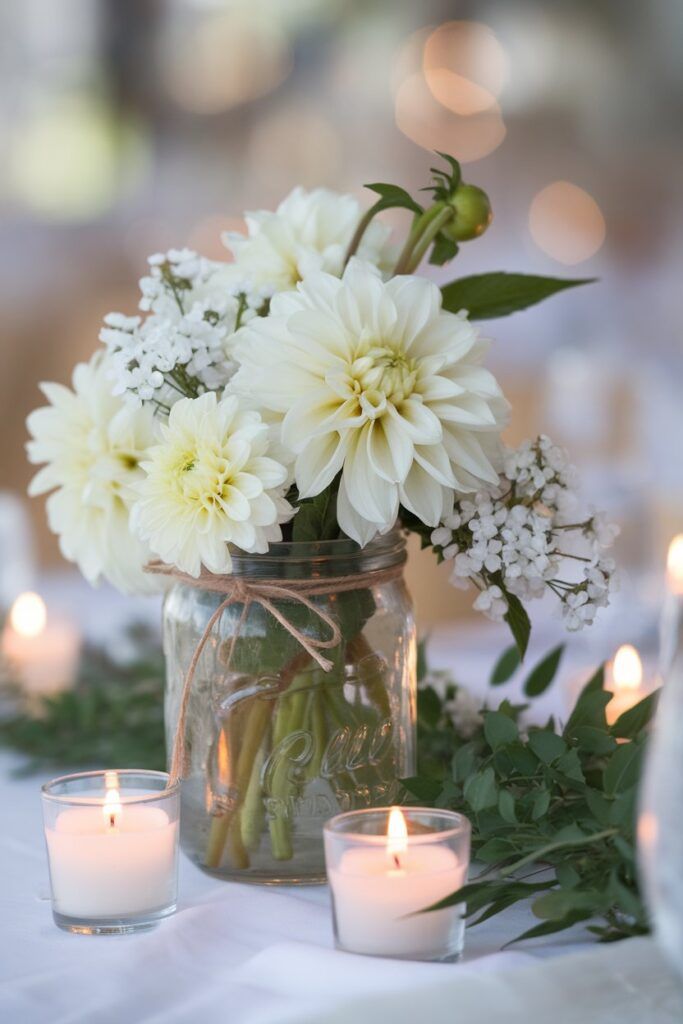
[443,184,492,242]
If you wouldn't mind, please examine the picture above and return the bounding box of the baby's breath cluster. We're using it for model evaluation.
[431,436,619,630]
[100,249,261,412]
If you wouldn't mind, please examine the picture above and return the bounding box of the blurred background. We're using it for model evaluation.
[0,0,681,657]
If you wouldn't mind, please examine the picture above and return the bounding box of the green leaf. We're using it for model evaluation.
[585,788,612,825]
[417,685,442,728]
[524,644,564,697]
[476,837,520,863]
[291,484,339,542]
[429,233,459,266]
[528,729,566,765]
[401,775,443,802]
[507,912,593,946]
[507,742,539,776]
[603,742,643,796]
[422,878,552,914]
[365,182,423,215]
[434,152,462,189]
[498,789,518,824]
[555,863,580,889]
[564,669,611,738]
[532,889,606,921]
[502,589,531,660]
[610,691,659,739]
[452,742,477,783]
[531,789,551,820]
[574,726,617,756]
[464,766,498,811]
[555,749,585,783]
[441,272,595,321]
[490,645,521,686]
[483,711,518,750]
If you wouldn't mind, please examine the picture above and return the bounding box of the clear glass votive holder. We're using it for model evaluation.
[324,807,470,962]
[41,769,180,935]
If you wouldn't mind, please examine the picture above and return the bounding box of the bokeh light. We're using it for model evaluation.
[247,102,341,189]
[395,72,506,163]
[529,181,606,264]
[8,95,148,221]
[161,11,292,115]
[9,592,46,638]
[423,21,508,115]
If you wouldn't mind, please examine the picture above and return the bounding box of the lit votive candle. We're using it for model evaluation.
[605,644,653,726]
[324,807,470,962]
[2,592,80,697]
[42,769,179,934]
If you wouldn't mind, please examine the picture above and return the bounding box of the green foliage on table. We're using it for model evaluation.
[0,627,166,773]
[405,642,657,944]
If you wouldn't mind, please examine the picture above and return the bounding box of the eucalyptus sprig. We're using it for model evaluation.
[405,643,657,944]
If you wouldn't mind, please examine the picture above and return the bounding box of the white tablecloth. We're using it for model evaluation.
[2,750,681,1024]
[1,586,678,1023]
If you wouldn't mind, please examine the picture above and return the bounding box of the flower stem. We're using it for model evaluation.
[343,205,381,267]
[394,204,454,275]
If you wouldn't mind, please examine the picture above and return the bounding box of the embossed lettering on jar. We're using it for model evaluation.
[163,530,416,883]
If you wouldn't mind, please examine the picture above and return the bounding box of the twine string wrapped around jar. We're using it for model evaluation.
[145,560,405,788]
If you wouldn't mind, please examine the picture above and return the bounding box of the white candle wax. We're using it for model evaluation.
[45,803,178,919]
[330,843,466,959]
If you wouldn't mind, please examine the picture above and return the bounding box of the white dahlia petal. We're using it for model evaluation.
[400,463,447,527]
[133,392,293,577]
[231,260,507,540]
[26,353,159,593]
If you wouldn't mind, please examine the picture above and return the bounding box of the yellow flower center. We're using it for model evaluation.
[351,345,417,406]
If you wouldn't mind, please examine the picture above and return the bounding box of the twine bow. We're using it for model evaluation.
[145,558,405,787]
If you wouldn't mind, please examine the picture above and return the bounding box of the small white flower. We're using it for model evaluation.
[26,354,159,593]
[473,584,507,621]
[101,250,253,410]
[132,392,293,577]
[446,687,484,738]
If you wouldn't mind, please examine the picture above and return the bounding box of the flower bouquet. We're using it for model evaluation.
[26,155,616,881]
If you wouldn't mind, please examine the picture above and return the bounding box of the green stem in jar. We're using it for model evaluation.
[240,746,266,852]
[205,697,273,870]
[267,674,311,861]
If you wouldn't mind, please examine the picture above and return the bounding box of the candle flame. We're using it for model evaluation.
[386,806,408,865]
[667,535,683,596]
[611,645,642,693]
[103,772,122,830]
[9,592,46,638]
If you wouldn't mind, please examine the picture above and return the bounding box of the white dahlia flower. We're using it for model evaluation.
[132,393,293,576]
[231,260,509,545]
[26,354,159,593]
[222,187,394,295]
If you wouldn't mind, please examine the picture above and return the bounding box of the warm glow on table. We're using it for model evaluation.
[2,591,80,696]
[606,644,648,725]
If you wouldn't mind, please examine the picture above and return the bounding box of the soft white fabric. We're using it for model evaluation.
[1,751,679,1024]
[0,587,669,1024]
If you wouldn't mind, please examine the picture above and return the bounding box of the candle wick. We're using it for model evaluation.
[109,813,116,829]
[393,854,400,870]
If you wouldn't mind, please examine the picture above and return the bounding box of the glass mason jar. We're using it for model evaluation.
[163,529,416,884]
